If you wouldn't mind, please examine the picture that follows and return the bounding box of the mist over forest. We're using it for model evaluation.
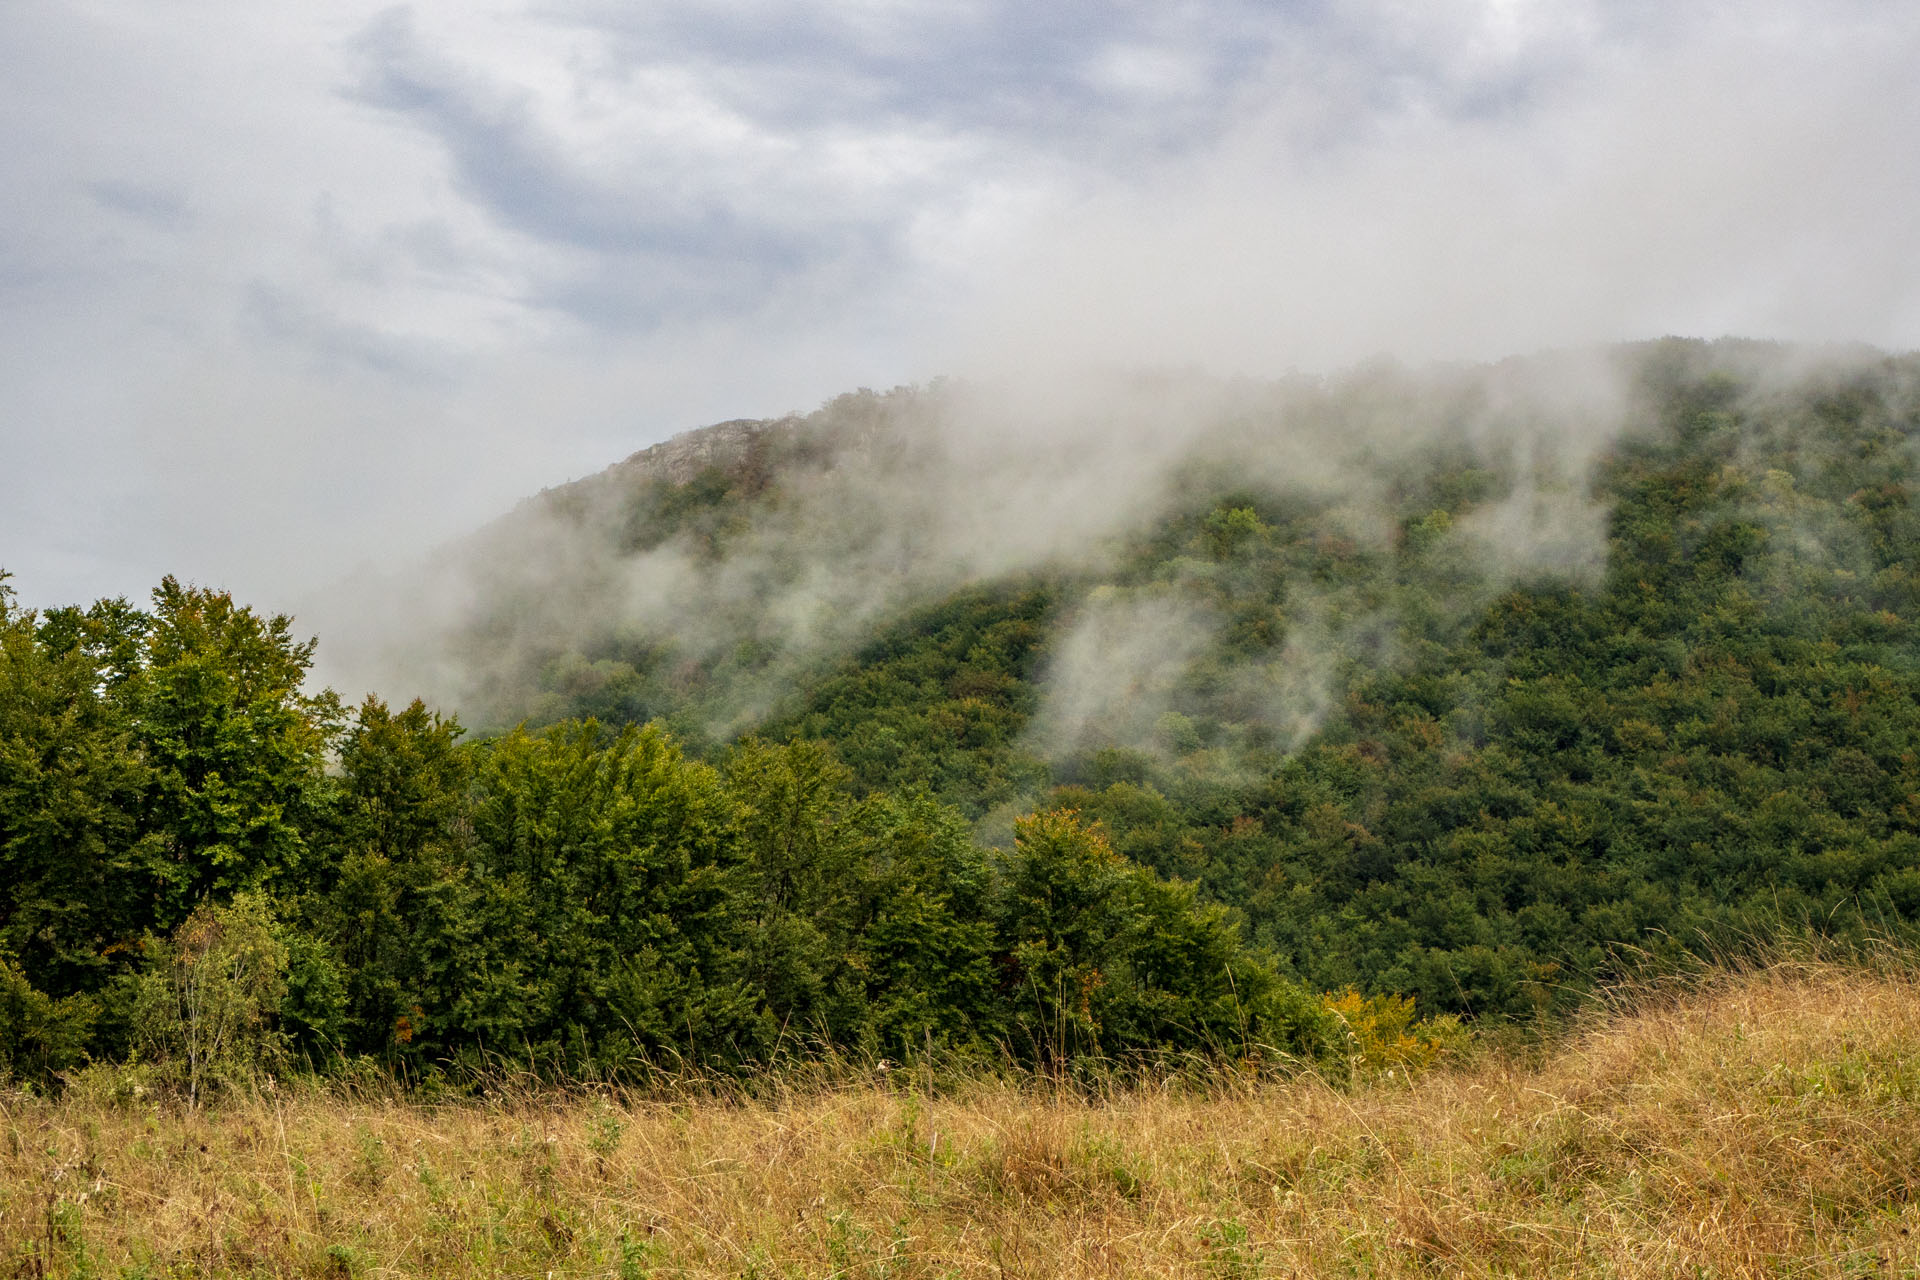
[10,334,1920,1089]
[321,336,1910,788]
[317,342,1636,737]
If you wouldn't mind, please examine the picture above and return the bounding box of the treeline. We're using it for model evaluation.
[0,575,1351,1087]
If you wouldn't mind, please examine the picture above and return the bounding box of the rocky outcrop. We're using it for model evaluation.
[609,416,798,487]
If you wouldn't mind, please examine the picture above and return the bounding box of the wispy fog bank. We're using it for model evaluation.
[309,342,1680,753]
[2,2,1917,612]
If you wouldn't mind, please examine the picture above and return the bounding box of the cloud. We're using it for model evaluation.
[951,1,1920,377]
[1028,588,1220,760]
[1,0,1916,624]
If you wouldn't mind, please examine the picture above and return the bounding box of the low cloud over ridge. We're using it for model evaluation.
[1,0,1916,611]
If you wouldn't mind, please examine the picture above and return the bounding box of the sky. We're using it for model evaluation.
[3,0,1919,614]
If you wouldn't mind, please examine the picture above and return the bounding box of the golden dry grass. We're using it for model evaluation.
[6,961,1920,1278]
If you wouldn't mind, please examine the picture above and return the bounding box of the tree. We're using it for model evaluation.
[309,696,471,1063]
[0,584,158,1000]
[725,738,999,1056]
[0,956,94,1084]
[992,810,1334,1065]
[437,721,755,1072]
[133,577,340,920]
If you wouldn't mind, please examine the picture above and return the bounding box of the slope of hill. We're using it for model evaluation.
[332,338,1920,1016]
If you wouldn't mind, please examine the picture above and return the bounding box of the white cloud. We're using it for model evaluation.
[1,0,1915,618]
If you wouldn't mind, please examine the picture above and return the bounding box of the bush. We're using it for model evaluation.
[0,956,94,1085]
[1322,988,1466,1079]
[130,893,288,1102]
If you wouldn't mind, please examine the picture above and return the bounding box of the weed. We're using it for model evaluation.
[588,1097,627,1176]
[350,1127,387,1189]
[1200,1217,1263,1279]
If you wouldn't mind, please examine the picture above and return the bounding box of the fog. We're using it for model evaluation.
[306,343,1657,754]
[3,1,1918,616]
[4,0,1918,763]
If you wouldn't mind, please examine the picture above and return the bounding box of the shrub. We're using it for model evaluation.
[1322,988,1466,1078]
[130,892,288,1102]
[0,956,94,1085]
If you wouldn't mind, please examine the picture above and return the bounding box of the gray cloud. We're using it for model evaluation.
[561,1,1284,152]
[1,0,1916,628]
[86,180,192,231]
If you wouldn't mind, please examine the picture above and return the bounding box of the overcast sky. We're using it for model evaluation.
[4,0,1918,613]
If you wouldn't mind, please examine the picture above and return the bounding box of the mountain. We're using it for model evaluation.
[321,337,1920,1017]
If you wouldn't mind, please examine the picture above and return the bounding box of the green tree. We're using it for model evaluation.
[0,582,158,1001]
[439,721,755,1072]
[0,955,95,1083]
[309,696,472,1064]
[133,578,340,920]
[725,738,998,1056]
[993,810,1333,1065]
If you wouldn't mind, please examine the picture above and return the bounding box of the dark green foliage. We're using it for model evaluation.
[724,738,1001,1055]
[0,587,157,1000]
[1031,344,1920,1016]
[992,810,1335,1064]
[831,791,1001,1055]
[1,576,337,1013]
[290,709,1303,1077]
[8,340,1920,1080]
[303,696,472,1064]
[0,956,94,1083]
[392,719,758,1072]
[767,585,1056,814]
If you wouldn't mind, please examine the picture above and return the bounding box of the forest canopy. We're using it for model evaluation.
[5,338,1920,1087]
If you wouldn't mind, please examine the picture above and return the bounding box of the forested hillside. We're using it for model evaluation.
[5,337,1920,1086]
[357,337,1920,1016]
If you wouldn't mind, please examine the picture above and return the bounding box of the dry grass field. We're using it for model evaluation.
[5,961,1920,1278]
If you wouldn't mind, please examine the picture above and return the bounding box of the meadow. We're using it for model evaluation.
[6,959,1918,1278]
